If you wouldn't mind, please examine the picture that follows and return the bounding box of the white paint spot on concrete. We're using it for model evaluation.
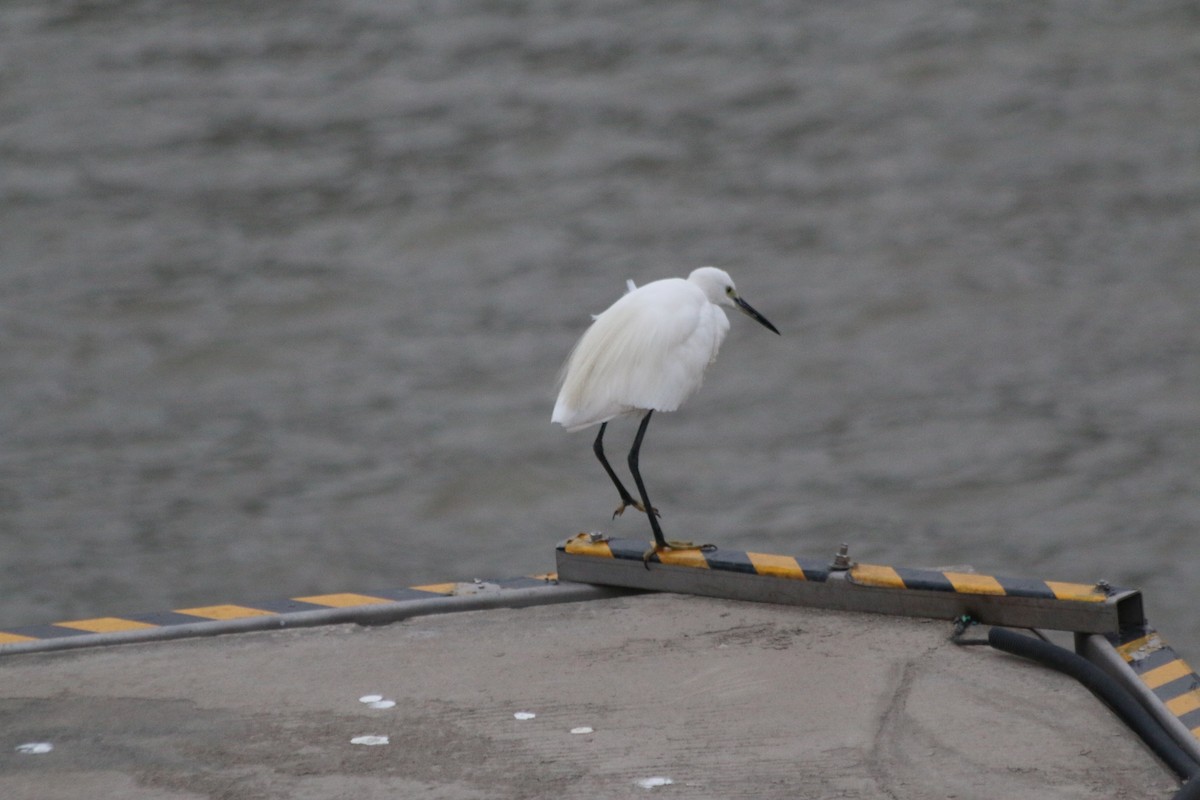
[635,776,673,789]
[15,742,53,754]
[350,735,389,746]
[513,711,536,720]
[570,726,594,734]
[368,699,396,709]
[358,694,383,703]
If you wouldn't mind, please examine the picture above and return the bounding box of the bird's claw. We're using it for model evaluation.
[612,499,660,519]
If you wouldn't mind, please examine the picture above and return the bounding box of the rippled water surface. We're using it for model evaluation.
[2,1,1198,652]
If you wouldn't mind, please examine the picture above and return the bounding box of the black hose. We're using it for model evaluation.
[987,627,1200,791]
[1176,775,1200,800]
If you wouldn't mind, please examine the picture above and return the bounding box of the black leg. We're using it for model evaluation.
[627,410,667,548]
[593,422,642,518]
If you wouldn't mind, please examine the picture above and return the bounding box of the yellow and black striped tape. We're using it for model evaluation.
[0,577,556,647]
[1110,625,1200,743]
[561,533,1110,603]
[562,533,830,580]
[847,562,1108,603]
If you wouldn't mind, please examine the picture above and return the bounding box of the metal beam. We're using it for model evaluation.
[555,534,1144,635]
[1078,627,1200,763]
[0,578,636,657]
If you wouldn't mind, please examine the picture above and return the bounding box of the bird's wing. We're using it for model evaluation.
[555,280,717,427]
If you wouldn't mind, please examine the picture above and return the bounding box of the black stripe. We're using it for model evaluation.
[370,587,457,600]
[994,575,1056,599]
[608,539,653,561]
[124,610,220,627]
[5,624,93,640]
[1177,706,1200,731]
[796,558,831,582]
[235,598,323,614]
[893,567,955,593]
[1153,673,1200,703]
[705,549,759,575]
[1129,646,1181,674]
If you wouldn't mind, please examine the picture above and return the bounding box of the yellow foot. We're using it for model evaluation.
[612,500,660,519]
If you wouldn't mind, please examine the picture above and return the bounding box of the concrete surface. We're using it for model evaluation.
[0,593,1179,799]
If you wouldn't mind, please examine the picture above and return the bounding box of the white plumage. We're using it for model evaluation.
[553,271,731,431]
[551,266,779,553]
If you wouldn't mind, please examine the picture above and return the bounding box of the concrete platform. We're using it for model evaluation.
[0,593,1178,799]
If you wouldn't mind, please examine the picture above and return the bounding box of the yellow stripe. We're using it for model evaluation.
[294,593,394,608]
[176,604,275,620]
[55,617,158,633]
[1044,580,1107,603]
[1117,633,1160,661]
[850,564,905,589]
[0,632,39,644]
[746,552,807,580]
[1166,691,1200,717]
[1140,660,1195,690]
[944,572,1006,596]
[563,535,615,559]
[530,572,558,581]
[410,582,457,594]
[655,548,711,568]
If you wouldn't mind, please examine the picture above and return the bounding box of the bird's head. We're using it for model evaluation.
[688,267,780,335]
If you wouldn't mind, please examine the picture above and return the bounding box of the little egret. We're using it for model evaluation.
[552,267,779,556]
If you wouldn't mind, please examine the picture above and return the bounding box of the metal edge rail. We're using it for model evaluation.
[1078,626,1200,764]
[555,534,1144,634]
[0,577,636,657]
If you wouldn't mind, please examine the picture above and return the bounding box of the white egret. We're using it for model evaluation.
[552,267,779,556]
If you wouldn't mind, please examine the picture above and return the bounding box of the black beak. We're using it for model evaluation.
[734,295,780,335]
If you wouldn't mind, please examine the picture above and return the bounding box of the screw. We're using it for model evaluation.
[831,543,853,570]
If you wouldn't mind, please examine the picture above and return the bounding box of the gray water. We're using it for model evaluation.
[2,1,1198,655]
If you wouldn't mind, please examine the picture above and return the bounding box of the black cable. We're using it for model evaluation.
[1175,775,1200,800]
[987,626,1200,793]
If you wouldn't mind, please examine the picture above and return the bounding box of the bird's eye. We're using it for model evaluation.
[725,286,734,295]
